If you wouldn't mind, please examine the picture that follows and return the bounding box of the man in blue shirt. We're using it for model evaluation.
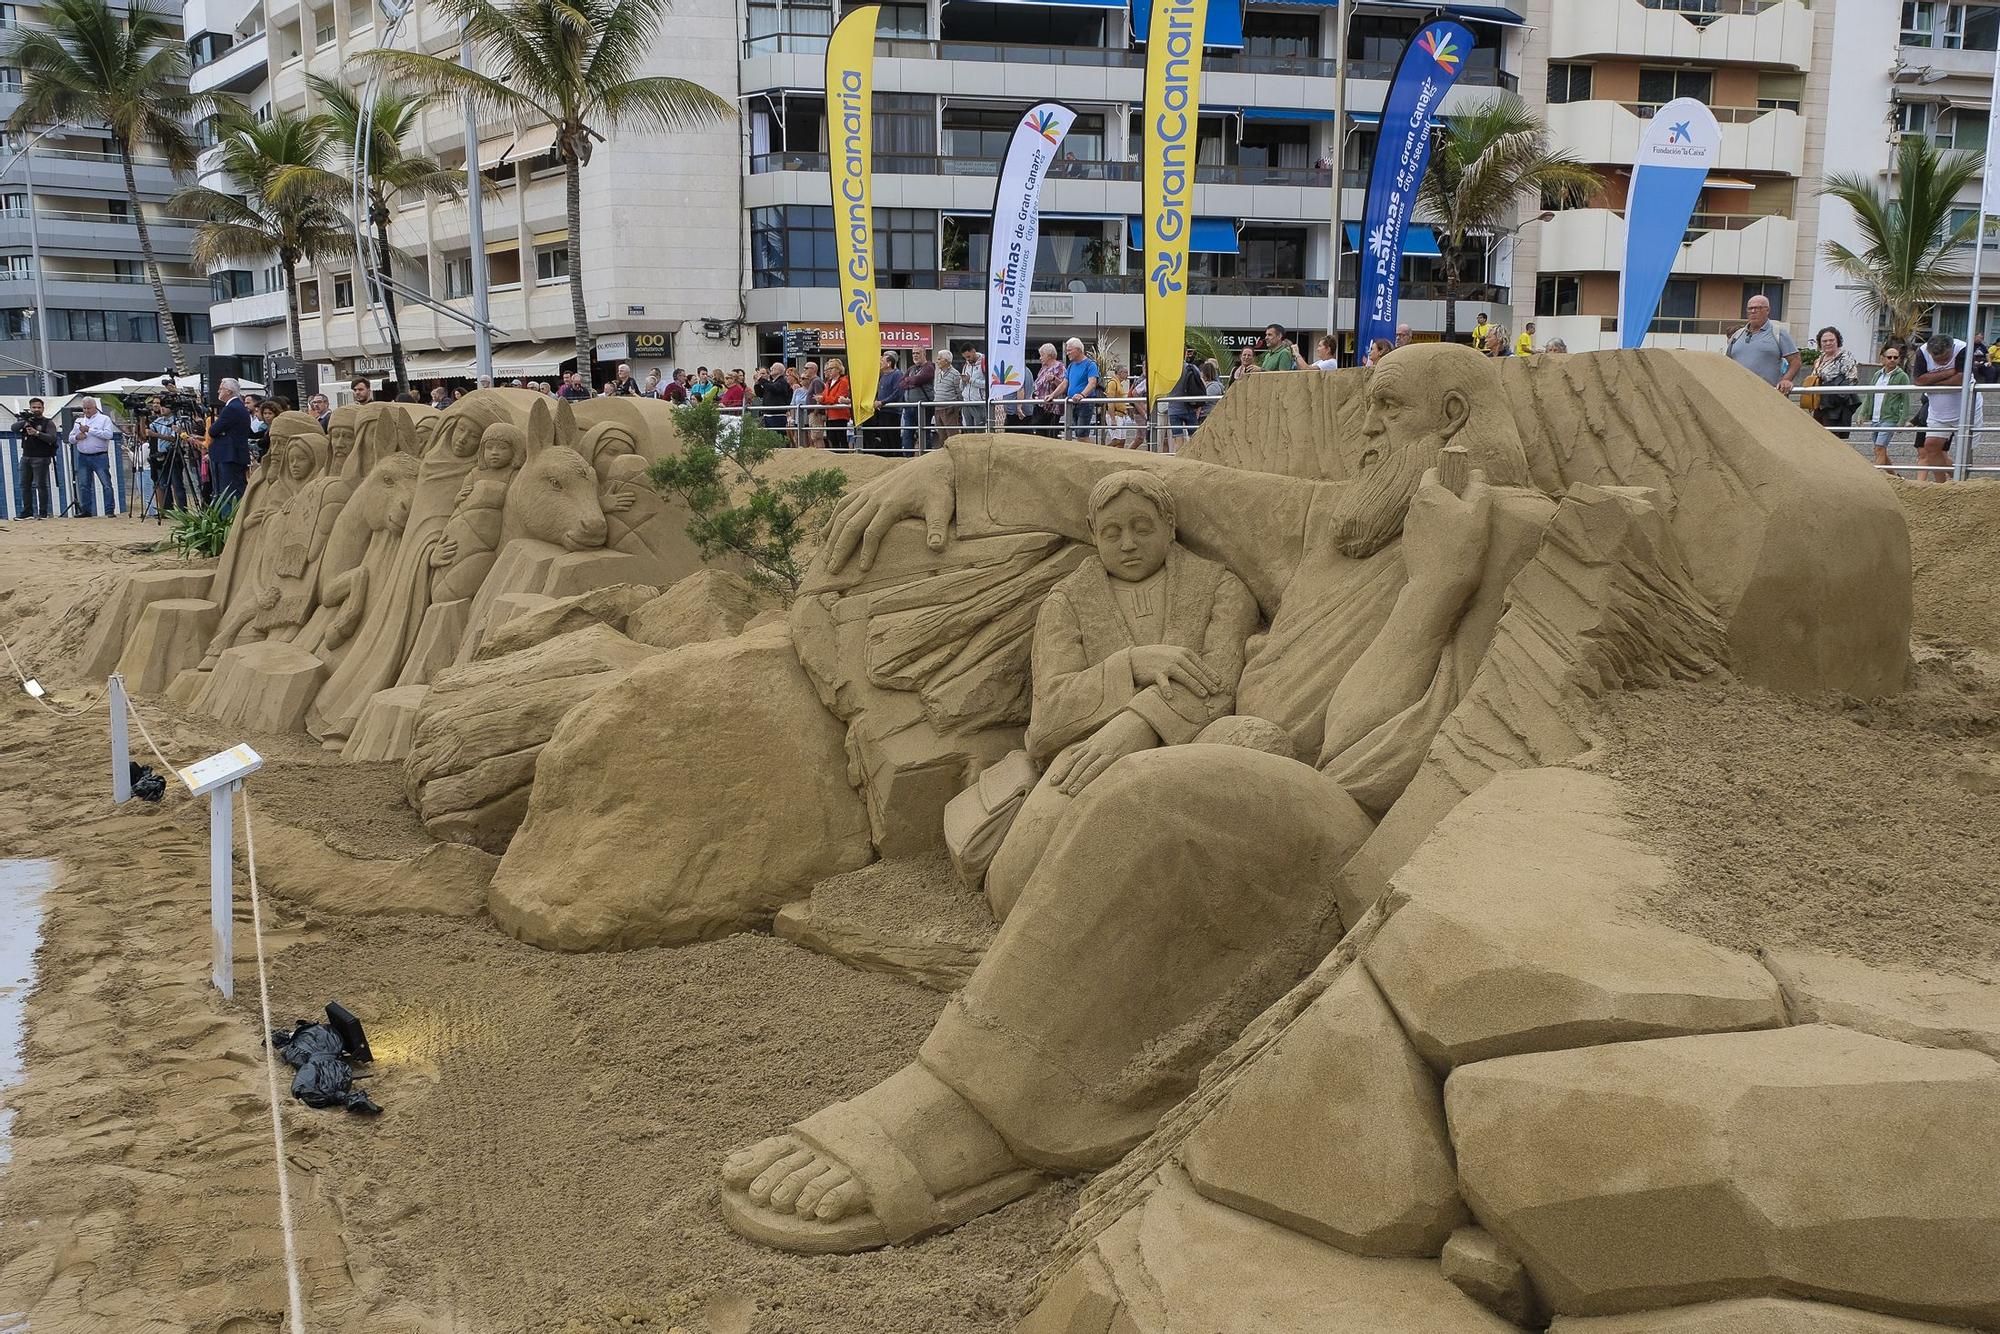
[1062,336,1101,441]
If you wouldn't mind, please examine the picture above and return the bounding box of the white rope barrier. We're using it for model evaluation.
[239,788,310,1334]
[0,630,88,718]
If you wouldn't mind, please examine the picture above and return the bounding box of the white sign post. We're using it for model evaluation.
[109,673,131,804]
[178,743,263,998]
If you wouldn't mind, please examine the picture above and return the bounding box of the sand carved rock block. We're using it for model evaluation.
[405,624,660,852]
[116,598,219,694]
[1364,768,1783,1069]
[491,622,874,950]
[473,583,660,661]
[772,857,995,992]
[84,568,216,680]
[1020,1169,1513,1334]
[1445,1025,2000,1324]
[340,684,429,764]
[194,641,328,734]
[1763,950,2000,1061]
[252,818,495,917]
[1441,1226,1545,1329]
[540,549,664,599]
[1181,965,1465,1256]
[1549,1298,1972,1333]
[394,597,471,689]
[626,569,775,652]
[473,593,557,656]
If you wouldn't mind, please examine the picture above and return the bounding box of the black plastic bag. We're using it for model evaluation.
[269,1018,381,1115]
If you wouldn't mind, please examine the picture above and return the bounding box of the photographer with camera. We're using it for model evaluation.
[16,397,59,518]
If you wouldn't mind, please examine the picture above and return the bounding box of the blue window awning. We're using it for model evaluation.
[1129,216,1239,254]
[1343,223,1442,257]
[1238,105,1340,123]
[1130,0,1244,49]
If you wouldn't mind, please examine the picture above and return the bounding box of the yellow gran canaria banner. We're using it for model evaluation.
[826,4,881,422]
[1141,0,1208,407]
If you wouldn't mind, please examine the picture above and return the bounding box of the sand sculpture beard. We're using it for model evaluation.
[1331,430,1450,560]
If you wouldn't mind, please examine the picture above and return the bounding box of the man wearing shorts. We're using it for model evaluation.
[1914,333,1968,483]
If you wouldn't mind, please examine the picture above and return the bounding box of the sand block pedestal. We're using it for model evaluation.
[195,641,327,735]
[541,549,663,598]
[83,568,217,680]
[341,684,429,763]
[772,857,995,992]
[115,598,220,694]
[395,597,472,689]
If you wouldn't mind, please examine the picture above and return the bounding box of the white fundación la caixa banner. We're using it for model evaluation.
[1618,96,1719,349]
[985,102,1079,400]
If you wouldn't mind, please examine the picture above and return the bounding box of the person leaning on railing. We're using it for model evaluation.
[1865,342,1914,470]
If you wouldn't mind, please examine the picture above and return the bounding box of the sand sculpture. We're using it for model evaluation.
[202,423,344,664]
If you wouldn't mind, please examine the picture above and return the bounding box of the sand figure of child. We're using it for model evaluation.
[430,422,526,603]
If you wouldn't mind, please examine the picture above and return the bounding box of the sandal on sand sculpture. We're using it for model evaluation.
[720,1094,1047,1255]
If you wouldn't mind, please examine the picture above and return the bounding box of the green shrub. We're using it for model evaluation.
[646,398,847,598]
[160,497,235,560]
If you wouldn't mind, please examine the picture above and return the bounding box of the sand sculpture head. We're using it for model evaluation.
[1087,470,1175,583]
[357,450,420,531]
[572,396,682,464]
[478,422,528,474]
[412,411,440,455]
[345,403,418,479]
[327,406,358,466]
[268,411,329,471]
[502,396,610,552]
[1337,344,1531,559]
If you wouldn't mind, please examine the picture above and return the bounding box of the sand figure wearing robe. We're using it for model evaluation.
[980,470,1260,918]
[721,344,1558,1254]
[327,405,358,476]
[341,402,418,482]
[201,426,343,664]
[208,415,314,612]
[430,423,525,603]
[306,390,539,741]
[291,451,420,666]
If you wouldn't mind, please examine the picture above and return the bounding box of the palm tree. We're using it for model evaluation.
[362,0,734,376]
[5,0,211,375]
[172,109,353,369]
[1414,97,1599,341]
[1823,135,1983,344]
[297,75,463,393]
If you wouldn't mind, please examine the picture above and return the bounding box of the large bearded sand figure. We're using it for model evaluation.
[721,344,1555,1253]
[201,419,343,664]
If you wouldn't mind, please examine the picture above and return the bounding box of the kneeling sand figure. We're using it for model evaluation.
[982,469,1259,918]
[723,344,1554,1253]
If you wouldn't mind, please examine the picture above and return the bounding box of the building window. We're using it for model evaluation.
[1896,100,1935,140]
[1637,67,1713,111]
[487,247,522,288]
[1243,9,1317,60]
[333,272,353,309]
[113,259,143,283]
[1757,71,1804,113]
[0,192,23,217]
[210,269,254,301]
[1547,63,1592,105]
[1240,226,1305,280]
[1742,281,1785,319]
[751,205,836,288]
[106,198,127,221]
[127,313,159,342]
[0,67,20,89]
[298,279,320,313]
[944,107,1103,163]
[875,208,937,289]
[873,92,936,165]
[0,6,17,28]
[536,244,569,282]
[1939,108,1989,152]
[174,312,210,343]
[858,1,925,38]
[314,12,336,44]
[1658,278,1699,321]
[0,307,25,338]
[1536,275,1581,318]
[443,255,472,298]
[2,254,29,278]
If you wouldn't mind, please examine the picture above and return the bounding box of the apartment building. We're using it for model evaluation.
[1812,0,2000,354]
[741,0,1528,371]
[188,0,741,389]
[1508,0,1824,355]
[0,0,212,394]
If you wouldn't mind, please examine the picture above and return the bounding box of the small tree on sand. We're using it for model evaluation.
[647,399,847,598]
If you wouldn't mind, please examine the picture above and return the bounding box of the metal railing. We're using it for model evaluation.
[1620,102,1784,124]
[719,388,1273,456]
[743,31,1517,89]
[1639,0,1793,18]
[748,151,1336,188]
[1784,378,2000,482]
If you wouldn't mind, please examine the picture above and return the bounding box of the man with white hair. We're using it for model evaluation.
[208,376,253,506]
[1062,336,1102,441]
[66,395,118,515]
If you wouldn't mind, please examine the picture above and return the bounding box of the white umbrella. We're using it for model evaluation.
[76,375,156,396]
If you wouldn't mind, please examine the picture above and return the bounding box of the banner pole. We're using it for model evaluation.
[1326,0,1349,358]
[1956,39,2000,484]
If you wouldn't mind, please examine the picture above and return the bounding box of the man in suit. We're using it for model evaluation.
[207,377,253,507]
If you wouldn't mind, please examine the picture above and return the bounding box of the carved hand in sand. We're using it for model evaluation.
[1128,644,1220,701]
[1402,467,1492,601]
[826,450,957,573]
[1047,710,1160,797]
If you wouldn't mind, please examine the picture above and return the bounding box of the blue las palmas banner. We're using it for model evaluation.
[1618,97,1720,348]
[1355,20,1473,355]
[986,102,1079,401]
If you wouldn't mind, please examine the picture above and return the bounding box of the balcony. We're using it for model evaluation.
[25,148,184,199]
[1549,100,1804,176]
[1539,208,1798,278]
[189,28,267,96]
[742,33,1518,92]
[0,207,199,251]
[211,287,290,330]
[1551,0,1813,72]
